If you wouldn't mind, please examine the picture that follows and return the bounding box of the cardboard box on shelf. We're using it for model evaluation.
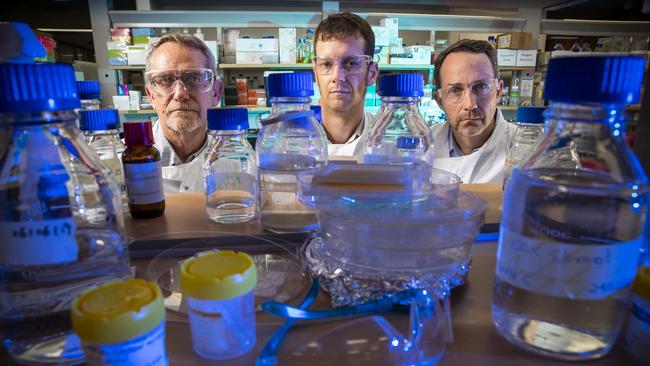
[236,51,279,64]
[236,38,278,52]
[132,28,156,45]
[112,95,131,110]
[279,28,297,64]
[203,40,219,64]
[516,50,537,67]
[380,18,399,38]
[372,26,390,47]
[126,45,146,65]
[107,41,128,66]
[128,91,141,110]
[497,49,517,67]
[497,32,532,49]
[405,46,432,64]
[389,37,403,47]
[375,46,390,64]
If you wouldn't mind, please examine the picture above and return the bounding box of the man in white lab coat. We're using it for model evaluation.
[312,12,379,158]
[144,33,223,192]
[432,39,516,183]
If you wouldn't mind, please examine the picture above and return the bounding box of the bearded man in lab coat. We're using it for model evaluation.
[432,39,516,183]
[144,33,223,192]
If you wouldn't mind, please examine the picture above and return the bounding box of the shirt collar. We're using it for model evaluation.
[447,109,502,157]
[153,120,211,167]
[326,113,365,145]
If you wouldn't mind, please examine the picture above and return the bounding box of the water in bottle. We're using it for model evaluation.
[503,106,545,187]
[0,26,131,365]
[256,72,328,233]
[356,73,434,168]
[492,55,648,361]
[204,108,257,223]
[79,109,128,212]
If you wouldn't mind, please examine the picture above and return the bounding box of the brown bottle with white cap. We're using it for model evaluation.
[122,121,165,219]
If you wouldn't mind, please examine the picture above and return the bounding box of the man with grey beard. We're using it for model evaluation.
[144,33,222,192]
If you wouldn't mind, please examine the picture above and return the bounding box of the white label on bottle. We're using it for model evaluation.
[83,322,168,366]
[0,218,78,265]
[496,228,641,300]
[124,162,164,205]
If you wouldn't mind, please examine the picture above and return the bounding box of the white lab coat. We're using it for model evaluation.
[431,109,515,183]
[327,111,374,159]
[152,120,214,193]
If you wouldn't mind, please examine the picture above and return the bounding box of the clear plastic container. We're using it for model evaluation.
[79,109,128,212]
[298,162,485,307]
[0,62,131,365]
[356,73,434,168]
[503,106,545,187]
[256,72,328,233]
[204,108,257,223]
[77,80,102,110]
[493,55,648,361]
[623,266,650,366]
[180,250,257,359]
[72,279,168,366]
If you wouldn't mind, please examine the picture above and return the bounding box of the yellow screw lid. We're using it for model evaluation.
[633,266,650,302]
[180,250,257,300]
[71,279,165,344]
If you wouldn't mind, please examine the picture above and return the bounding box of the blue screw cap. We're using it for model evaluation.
[267,72,314,98]
[378,73,424,97]
[77,80,101,100]
[544,56,646,104]
[207,108,249,131]
[78,109,120,131]
[515,106,546,124]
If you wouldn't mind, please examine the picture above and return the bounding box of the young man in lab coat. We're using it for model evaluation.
[432,39,516,183]
[144,33,222,192]
[312,12,379,158]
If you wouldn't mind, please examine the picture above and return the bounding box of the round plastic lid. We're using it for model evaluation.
[633,266,650,302]
[515,106,545,124]
[78,109,119,131]
[378,73,424,97]
[207,107,249,131]
[71,279,165,344]
[181,250,257,300]
[77,80,101,100]
[267,72,314,98]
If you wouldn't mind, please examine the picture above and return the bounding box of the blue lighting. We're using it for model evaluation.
[613,130,620,137]
[614,123,621,129]
[391,339,400,347]
[610,110,617,115]
[633,185,639,190]
[632,192,638,198]
[633,203,640,209]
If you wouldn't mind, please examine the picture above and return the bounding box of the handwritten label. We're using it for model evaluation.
[124,162,164,205]
[0,218,78,265]
[84,322,168,366]
[496,227,641,300]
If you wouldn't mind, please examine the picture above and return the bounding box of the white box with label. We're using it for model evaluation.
[516,50,537,67]
[203,40,219,64]
[497,49,517,67]
[380,18,399,38]
[126,45,146,65]
[235,38,279,52]
[236,51,279,64]
[279,28,297,64]
[372,26,390,46]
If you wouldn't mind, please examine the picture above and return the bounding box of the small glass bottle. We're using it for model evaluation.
[79,109,128,212]
[72,279,168,366]
[356,73,434,167]
[180,250,257,360]
[122,121,165,219]
[204,108,257,223]
[77,80,102,110]
[256,72,328,233]
[493,55,648,361]
[503,106,545,188]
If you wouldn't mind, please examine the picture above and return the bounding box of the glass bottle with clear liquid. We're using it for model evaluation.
[79,109,128,212]
[503,106,545,187]
[0,63,132,365]
[76,80,101,110]
[493,55,648,361]
[204,108,257,223]
[356,73,434,169]
[256,72,328,233]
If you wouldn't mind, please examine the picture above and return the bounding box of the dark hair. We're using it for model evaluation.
[434,39,499,88]
[314,12,375,57]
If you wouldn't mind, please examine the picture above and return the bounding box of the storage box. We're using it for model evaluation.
[132,28,156,45]
[236,38,278,52]
[389,37,403,47]
[380,18,399,39]
[112,95,131,111]
[107,41,128,66]
[203,40,219,64]
[405,46,432,64]
[126,45,146,65]
[236,51,279,64]
[375,46,390,64]
[516,50,537,67]
[497,32,532,49]
[497,49,517,66]
[372,26,389,47]
[128,90,141,110]
[279,28,297,64]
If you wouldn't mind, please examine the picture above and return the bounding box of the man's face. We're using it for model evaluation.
[435,52,502,138]
[145,42,222,135]
[313,35,378,114]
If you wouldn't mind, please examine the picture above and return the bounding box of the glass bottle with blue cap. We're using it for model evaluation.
[0,22,131,365]
[76,80,102,110]
[204,108,257,224]
[79,109,128,211]
[492,55,648,361]
[503,105,546,187]
[356,73,434,168]
[256,72,328,233]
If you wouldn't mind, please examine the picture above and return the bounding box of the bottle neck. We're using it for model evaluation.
[546,102,626,136]
[1,110,77,125]
[379,96,421,109]
[210,129,247,137]
[269,96,311,116]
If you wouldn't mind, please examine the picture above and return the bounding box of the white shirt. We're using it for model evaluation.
[431,109,516,183]
[327,111,374,159]
[152,120,214,193]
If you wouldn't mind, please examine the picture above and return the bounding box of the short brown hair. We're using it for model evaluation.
[145,33,217,74]
[314,12,375,57]
[434,39,499,88]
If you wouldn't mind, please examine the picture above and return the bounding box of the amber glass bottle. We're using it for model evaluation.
[122,121,165,218]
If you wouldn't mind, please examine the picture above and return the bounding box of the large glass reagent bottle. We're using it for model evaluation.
[493,55,648,361]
